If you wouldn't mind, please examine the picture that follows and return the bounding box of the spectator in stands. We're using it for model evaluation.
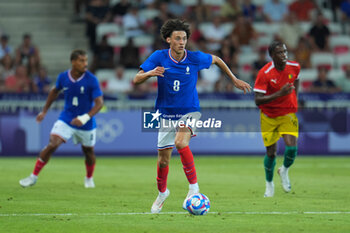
[231,14,257,52]
[168,0,187,18]
[218,37,237,67]
[263,0,288,23]
[309,66,341,94]
[4,65,36,93]
[111,0,131,23]
[187,21,203,50]
[330,0,344,22]
[33,66,51,94]
[288,0,316,21]
[187,0,212,23]
[198,65,221,93]
[103,65,132,95]
[15,34,40,74]
[86,0,112,51]
[308,12,331,52]
[221,0,242,22]
[122,6,146,38]
[119,38,140,68]
[214,73,235,93]
[277,12,303,53]
[336,64,350,92]
[90,35,114,73]
[73,0,88,22]
[128,81,151,99]
[241,0,258,21]
[294,36,312,68]
[0,54,14,81]
[0,34,13,61]
[202,17,228,53]
[340,0,350,34]
[252,48,269,81]
[151,2,172,37]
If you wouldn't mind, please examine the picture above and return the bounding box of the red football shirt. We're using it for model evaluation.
[254,61,300,118]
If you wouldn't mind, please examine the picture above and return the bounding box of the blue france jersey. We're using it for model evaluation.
[55,70,102,130]
[140,49,212,119]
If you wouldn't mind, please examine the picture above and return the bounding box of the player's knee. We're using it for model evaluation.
[47,141,60,151]
[266,154,276,159]
[175,139,188,150]
[158,159,169,168]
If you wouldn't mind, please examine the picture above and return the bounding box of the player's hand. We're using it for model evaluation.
[36,111,46,123]
[149,66,165,77]
[233,79,252,94]
[279,83,295,96]
[71,118,83,127]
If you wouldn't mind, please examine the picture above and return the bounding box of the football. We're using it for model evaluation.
[185,193,210,215]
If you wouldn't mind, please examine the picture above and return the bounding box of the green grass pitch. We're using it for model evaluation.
[0,156,349,233]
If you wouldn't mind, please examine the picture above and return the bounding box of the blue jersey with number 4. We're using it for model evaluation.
[55,70,102,130]
[140,49,212,119]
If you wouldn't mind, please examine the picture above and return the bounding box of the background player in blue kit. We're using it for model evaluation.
[133,19,252,213]
[19,49,103,188]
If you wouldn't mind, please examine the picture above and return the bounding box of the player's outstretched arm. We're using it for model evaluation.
[71,96,104,127]
[36,87,60,123]
[211,55,251,94]
[133,67,165,85]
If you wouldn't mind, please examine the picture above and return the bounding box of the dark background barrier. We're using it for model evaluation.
[0,93,349,156]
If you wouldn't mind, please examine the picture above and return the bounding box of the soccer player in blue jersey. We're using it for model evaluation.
[19,49,103,188]
[133,19,252,213]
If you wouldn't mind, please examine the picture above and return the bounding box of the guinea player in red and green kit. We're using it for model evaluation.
[254,41,300,197]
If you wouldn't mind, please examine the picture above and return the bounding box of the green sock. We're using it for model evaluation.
[283,146,298,168]
[264,155,276,182]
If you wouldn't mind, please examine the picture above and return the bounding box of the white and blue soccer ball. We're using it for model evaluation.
[185,193,210,215]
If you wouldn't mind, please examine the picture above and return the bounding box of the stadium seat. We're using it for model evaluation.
[139,9,160,20]
[203,0,225,6]
[96,23,122,43]
[256,35,272,51]
[300,22,312,35]
[336,54,350,70]
[252,0,266,6]
[299,68,317,92]
[124,68,139,81]
[180,0,198,6]
[109,0,120,6]
[328,23,342,35]
[107,35,128,47]
[132,35,154,47]
[328,69,344,81]
[310,52,335,70]
[238,53,258,72]
[330,35,350,55]
[198,22,233,37]
[95,69,115,82]
[253,22,279,36]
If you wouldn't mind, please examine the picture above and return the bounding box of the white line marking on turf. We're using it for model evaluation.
[1,211,350,217]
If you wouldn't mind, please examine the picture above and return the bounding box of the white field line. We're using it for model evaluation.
[0,211,350,217]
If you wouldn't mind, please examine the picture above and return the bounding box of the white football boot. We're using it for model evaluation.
[264,181,274,197]
[278,166,291,192]
[19,174,38,187]
[84,177,95,188]
[182,183,200,210]
[151,189,170,213]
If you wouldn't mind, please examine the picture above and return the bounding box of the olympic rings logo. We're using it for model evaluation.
[96,118,124,143]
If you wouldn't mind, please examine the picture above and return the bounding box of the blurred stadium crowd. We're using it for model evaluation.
[1,0,350,97]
